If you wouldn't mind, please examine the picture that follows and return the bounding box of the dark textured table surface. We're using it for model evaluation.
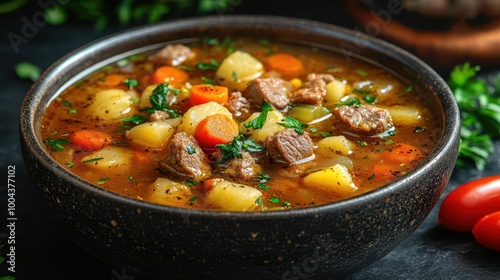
[1,1,500,279]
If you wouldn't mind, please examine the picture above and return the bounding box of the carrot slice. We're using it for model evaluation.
[194,114,238,148]
[133,150,154,165]
[99,73,126,87]
[152,66,189,86]
[70,130,112,151]
[201,178,223,192]
[381,143,422,165]
[190,84,229,106]
[267,53,304,76]
[369,162,401,181]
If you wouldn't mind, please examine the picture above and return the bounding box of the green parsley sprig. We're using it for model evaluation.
[216,135,264,164]
[448,62,500,170]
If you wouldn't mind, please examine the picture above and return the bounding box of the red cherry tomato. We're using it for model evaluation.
[438,175,500,232]
[472,210,500,252]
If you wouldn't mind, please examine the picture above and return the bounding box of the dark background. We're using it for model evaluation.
[1,1,500,279]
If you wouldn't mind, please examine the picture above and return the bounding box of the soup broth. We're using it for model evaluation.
[40,37,441,211]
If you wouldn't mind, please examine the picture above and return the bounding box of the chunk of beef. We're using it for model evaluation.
[333,105,393,136]
[290,87,326,105]
[247,77,290,110]
[149,110,170,122]
[212,151,261,180]
[149,44,195,66]
[225,91,251,119]
[158,132,211,180]
[265,129,314,165]
[306,73,336,88]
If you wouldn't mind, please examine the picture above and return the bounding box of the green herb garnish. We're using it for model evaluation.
[277,116,306,134]
[15,62,41,82]
[124,78,139,89]
[66,162,75,168]
[149,83,181,118]
[256,183,271,191]
[216,135,264,164]
[83,157,104,163]
[186,145,196,155]
[196,59,219,71]
[268,196,280,204]
[122,115,146,125]
[243,101,272,130]
[96,177,110,185]
[185,179,198,187]
[448,62,500,170]
[255,173,272,183]
[335,97,361,107]
[44,138,68,151]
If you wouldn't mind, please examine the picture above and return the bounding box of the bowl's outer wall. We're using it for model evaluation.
[20,16,460,280]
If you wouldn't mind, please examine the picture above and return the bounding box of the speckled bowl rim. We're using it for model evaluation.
[20,15,460,220]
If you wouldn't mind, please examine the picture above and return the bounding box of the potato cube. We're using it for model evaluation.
[303,164,357,195]
[216,50,264,91]
[316,136,355,156]
[240,110,286,142]
[81,146,133,170]
[206,180,262,211]
[126,121,176,149]
[324,80,346,106]
[88,89,134,120]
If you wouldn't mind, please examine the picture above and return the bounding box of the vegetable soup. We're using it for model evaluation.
[40,37,441,211]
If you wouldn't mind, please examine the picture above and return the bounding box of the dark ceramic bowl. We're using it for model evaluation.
[20,16,460,279]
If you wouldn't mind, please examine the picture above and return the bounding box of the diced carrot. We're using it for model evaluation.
[381,143,422,165]
[201,178,223,192]
[70,130,112,151]
[151,66,189,86]
[193,114,238,148]
[133,150,154,165]
[267,53,304,76]
[190,84,229,106]
[99,73,127,87]
[369,162,401,181]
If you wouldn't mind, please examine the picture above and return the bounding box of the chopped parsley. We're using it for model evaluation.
[231,70,238,81]
[179,65,194,71]
[244,101,272,130]
[356,69,369,77]
[216,135,264,164]
[149,84,181,118]
[68,109,77,114]
[122,115,147,125]
[368,174,376,180]
[256,183,271,191]
[255,196,264,208]
[66,162,75,168]
[357,140,368,147]
[128,175,134,181]
[189,196,199,202]
[44,138,68,151]
[186,145,196,155]
[319,131,334,138]
[277,116,306,134]
[96,177,110,185]
[201,77,215,85]
[268,196,281,204]
[405,85,413,93]
[124,78,139,89]
[255,173,272,183]
[414,127,425,133]
[196,59,219,71]
[63,100,73,108]
[83,157,104,163]
[15,62,41,82]
[185,179,198,187]
[309,127,318,133]
[335,97,361,107]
